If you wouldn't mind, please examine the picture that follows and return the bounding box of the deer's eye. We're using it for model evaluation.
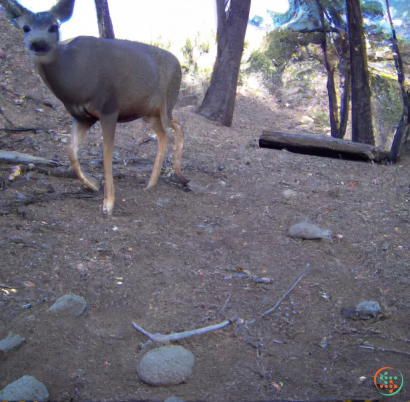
[48,25,58,33]
[23,25,31,33]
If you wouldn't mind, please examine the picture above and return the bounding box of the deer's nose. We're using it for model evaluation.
[28,40,51,54]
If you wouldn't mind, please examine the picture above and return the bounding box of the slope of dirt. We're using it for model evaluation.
[1,14,410,402]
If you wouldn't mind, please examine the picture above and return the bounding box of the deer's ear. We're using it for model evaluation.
[13,15,29,29]
[50,0,75,23]
[0,0,32,22]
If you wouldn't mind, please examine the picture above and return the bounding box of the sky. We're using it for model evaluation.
[16,0,290,57]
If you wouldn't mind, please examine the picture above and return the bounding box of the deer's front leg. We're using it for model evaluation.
[100,113,118,215]
[67,119,100,192]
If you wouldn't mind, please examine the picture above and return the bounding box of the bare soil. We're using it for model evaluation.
[1,15,410,402]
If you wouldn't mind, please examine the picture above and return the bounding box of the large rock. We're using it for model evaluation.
[137,345,195,386]
[0,376,49,401]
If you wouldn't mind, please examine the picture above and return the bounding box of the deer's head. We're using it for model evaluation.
[1,0,75,61]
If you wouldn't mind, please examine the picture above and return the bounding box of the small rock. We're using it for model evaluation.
[186,181,207,194]
[283,189,297,200]
[355,301,381,319]
[48,294,87,317]
[14,99,23,105]
[299,115,314,124]
[137,345,195,386]
[356,301,380,314]
[0,375,49,401]
[165,398,185,402]
[0,332,25,359]
[289,222,331,240]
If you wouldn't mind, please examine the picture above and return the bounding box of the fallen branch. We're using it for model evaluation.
[224,272,272,283]
[359,345,410,357]
[0,127,49,133]
[132,320,231,348]
[0,150,60,165]
[261,265,310,318]
[132,267,310,347]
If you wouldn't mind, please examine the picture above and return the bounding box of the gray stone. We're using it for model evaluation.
[137,345,195,386]
[0,375,49,401]
[165,397,186,402]
[356,301,381,314]
[289,222,331,240]
[0,332,25,359]
[48,294,87,317]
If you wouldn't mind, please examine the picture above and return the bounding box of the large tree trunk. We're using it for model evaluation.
[346,0,374,145]
[94,0,114,39]
[385,0,410,162]
[197,0,251,127]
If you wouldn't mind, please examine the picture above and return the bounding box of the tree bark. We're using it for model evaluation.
[385,0,410,162]
[94,0,115,39]
[337,35,351,139]
[197,0,251,127]
[346,0,374,145]
[316,0,339,138]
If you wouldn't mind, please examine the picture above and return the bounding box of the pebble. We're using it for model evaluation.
[48,294,88,317]
[165,398,185,402]
[0,332,25,359]
[137,345,195,386]
[289,222,332,240]
[0,375,49,401]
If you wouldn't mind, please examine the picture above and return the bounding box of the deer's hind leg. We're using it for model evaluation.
[146,116,167,189]
[171,117,189,184]
[67,118,100,192]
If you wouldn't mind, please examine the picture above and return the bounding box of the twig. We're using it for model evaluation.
[360,345,410,357]
[261,265,310,318]
[224,272,272,283]
[132,320,231,347]
[0,127,49,132]
[219,294,231,316]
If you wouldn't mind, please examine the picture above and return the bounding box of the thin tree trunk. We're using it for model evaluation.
[316,0,339,137]
[94,0,114,39]
[386,0,410,162]
[337,35,351,139]
[197,0,251,127]
[346,0,374,145]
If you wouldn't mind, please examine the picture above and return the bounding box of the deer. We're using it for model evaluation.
[1,0,188,215]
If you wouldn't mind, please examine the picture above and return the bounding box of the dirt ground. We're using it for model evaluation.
[1,14,410,402]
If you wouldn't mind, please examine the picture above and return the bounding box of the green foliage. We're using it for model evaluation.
[249,15,264,27]
[263,29,300,66]
[370,74,403,146]
[151,35,171,50]
[246,50,274,80]
[267,8,294,28]
[361,0,384,19]
[181,37,197,72]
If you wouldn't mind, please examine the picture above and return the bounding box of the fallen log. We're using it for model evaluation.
[259,131,390,162]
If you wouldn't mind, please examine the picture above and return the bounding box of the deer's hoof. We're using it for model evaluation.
[103,202,114,215]
[84,176,101,192]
